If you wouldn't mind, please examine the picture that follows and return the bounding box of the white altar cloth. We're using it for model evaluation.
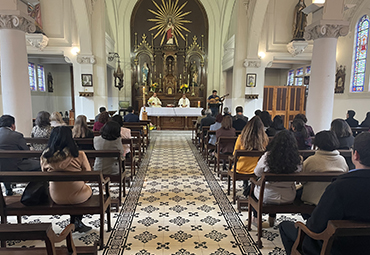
[140,107,202,120]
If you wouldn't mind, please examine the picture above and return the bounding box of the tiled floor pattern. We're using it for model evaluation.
[2,130,303,255]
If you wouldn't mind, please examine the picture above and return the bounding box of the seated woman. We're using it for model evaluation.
[93,121,125,175]
[93,111,109,132]
[31,111,52,150]
[72,115,94,150]
[330,119,354,149]
[111,115,131,158]
[294,113,315,136]
[50,112,66,127]
[40,126,92,232]
[266,115,285,136]
[209,114,223,146]
[216,115,236,170]
[301,131,348,206]
[360,112,370,128]
[253,130,302,225]
[233,116,269,196]
[291,118,312,150]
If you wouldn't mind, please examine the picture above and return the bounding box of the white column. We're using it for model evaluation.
[0,15,36,135]
[304,23,349,132]
[231,0,248,115]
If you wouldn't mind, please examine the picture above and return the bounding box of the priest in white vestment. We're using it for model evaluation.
[148,93,162,107]
[178,94,190,108]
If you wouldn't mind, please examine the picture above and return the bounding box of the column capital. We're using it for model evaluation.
[0,14,36,33]
[304,21,349,41]
[77,54,96,64]
[243,58,261,68]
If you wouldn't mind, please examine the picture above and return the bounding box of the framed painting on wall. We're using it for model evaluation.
[82,74,93,87]
[246,73,257,87]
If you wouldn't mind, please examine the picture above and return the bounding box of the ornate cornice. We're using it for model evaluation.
[0,15,36,33]
[244,59,261,68]
[304,23,349,41]
[77,54,96,64]
[26,33,49,50]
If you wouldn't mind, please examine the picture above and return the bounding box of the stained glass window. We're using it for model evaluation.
[28,62,36,91]
[37,65,45,92]
[296,68,304,76]
[295,77,303,86]
[306,66,311,75]
[352,15,369,92]
[287,70,294,86]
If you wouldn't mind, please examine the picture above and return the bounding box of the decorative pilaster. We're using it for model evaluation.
[0,14,36,33]
[304,22,349,40]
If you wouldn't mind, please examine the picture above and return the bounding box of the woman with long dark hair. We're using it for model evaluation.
[31,111,52,150]
[93,121,125,175]
[40,126,92,232]
[266,115,286,136]
[330,119,354,149]
[291,118,311,150]
[253,130,302,226]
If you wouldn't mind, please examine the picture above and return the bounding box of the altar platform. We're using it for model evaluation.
[140,107,201,130]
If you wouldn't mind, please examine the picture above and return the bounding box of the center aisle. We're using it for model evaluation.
[103,131,261,255]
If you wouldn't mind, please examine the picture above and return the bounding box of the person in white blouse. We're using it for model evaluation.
[147,93,162,107]
[178,94,190,108]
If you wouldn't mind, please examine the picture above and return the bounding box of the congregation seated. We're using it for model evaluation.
[50,111,66,127]
[93,121,125,175]
[123,106,139,122]
[31,111,52,151]
[216,115,236,154]
[300,131,348,207]
[252,130,302,225]
[279,132,370,255]
[200,109,215,129]
[112,115,131,158]
[93,111,109,132]
[330,118,354,149]
[72,115,94,150]
[260,111,272,132]
[232,116,269,196]
[208,114,223,146]
[291,118,312,150]
[0,115,41,195]
[95,106,106,122]
[266,115,286,137]
[345,109,359,127]
[41,126,92,233]
[360,111,370,128]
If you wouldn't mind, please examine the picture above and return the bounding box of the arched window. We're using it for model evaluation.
[352,15,369,92]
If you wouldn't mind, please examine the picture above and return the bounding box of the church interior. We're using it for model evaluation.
[0,0,370,254]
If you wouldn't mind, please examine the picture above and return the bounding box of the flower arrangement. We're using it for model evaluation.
[149,123,156,130]
[180,84,189,93]
[150,82,158,92]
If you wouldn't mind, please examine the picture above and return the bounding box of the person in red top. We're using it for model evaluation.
[93,112,109,132]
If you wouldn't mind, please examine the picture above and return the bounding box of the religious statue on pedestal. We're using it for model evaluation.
[292,0,307,40]
[142,62,149,85]
[189,61,198,86]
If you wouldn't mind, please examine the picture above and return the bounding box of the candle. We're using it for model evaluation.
[198,101,200,108]
[143,87,145,93]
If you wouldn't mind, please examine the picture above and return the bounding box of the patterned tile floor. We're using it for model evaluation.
[3,131,303,255]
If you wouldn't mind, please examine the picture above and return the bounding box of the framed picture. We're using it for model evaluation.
[246,73,256,87]
[81,74,93,87]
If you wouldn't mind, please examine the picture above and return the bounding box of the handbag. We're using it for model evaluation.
[21,182,50,206]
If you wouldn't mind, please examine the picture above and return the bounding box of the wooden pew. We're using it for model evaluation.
[292,220,370,255]
[247,171,345,248]
[0,223,98,254]
[204,130,216,165]
[0,170,111,249]
[123,123,149,151]
[214,137,237,176]
[351,127,369,137]
[200,126,210,153]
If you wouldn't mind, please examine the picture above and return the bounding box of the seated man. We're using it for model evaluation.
[232,106,248,131]
[200,109,215,129]
[148,93,162,107]
[345,109,359,127]
[0,115,41,195]
[279,132,370,255]
[123,106,139,122]
[95,106,106,122]
[178,94,190,108]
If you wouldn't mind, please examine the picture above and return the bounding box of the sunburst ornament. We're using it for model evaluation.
[148,0,192,46]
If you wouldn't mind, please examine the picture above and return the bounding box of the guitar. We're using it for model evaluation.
[208,93,229,104]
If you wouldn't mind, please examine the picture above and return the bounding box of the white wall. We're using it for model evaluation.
[265,69,288,86]
[30,62,72,118]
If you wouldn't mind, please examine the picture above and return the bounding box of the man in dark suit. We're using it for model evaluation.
[0,115,40,195]
[232,106,248,131]
[123,106,140,122]
[279,132,370,255]
[345,109,359,127]
[200,109,215,129]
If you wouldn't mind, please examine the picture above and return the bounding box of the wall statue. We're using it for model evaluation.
[293,0,307,40]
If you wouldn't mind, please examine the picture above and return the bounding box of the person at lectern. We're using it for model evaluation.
[178,94,190,108]
[148,93,162,107]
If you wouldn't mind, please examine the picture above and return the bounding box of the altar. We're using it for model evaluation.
[140,107,201,130]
